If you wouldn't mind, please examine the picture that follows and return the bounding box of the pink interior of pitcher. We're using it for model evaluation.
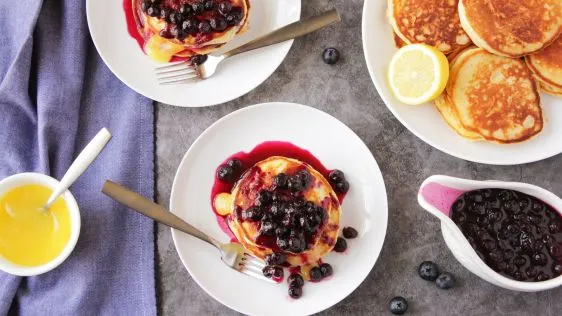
[420,182,465,217]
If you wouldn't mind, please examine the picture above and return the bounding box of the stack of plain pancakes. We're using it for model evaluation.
[388,0,562,143]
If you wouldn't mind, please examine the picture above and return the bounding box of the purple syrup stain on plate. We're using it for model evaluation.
[420,182,465,217]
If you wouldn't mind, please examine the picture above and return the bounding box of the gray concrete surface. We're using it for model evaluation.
[154,0,562,314]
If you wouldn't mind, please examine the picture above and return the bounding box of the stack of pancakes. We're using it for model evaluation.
[388,0,562,143]
[133,0,250,62]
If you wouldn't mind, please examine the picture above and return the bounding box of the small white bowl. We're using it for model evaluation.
[418,175,562,292]
[0,173,81,276]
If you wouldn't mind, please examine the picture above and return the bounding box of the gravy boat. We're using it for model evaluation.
[418,175,562,292]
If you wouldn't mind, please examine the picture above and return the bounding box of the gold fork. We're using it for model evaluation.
[156,8,341,84]
[101,180,273,282]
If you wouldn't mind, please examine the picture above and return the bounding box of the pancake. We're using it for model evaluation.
[448,47,543,143]
[525,35,562,96]
[133,0,250,62]
[388,0,471,55]
[459,0,562,57]
[218,156,341,266]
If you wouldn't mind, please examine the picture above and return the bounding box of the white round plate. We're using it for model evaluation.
[170,102,388,316]
[87,0,301,107]
[362,0,562,165]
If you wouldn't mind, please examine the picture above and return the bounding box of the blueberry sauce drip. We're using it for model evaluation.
[451,188,562,282]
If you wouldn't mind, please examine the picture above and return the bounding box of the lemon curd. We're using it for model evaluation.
[0,185,71,266]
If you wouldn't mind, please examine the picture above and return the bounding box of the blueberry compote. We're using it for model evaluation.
[451,189,562,282]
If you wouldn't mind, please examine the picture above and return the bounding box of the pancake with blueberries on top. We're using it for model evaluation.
[213,156,342,267]
[133,0,250,62]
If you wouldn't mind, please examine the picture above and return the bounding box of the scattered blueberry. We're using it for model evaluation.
[226,158,242,172]
[418,261,439,281]
[141,1,150,12]
[333,237,347,253]
[319,263,333,278]
[287,274,304,288]
[309,267,323,282]
[257,190,273,206]
[342,227,358,239]
[192,2,204,14]
[179,4,192,16]
[288,175,304,192]
[288,286,302,299]
[191,54,208,65]
[276,237,289,250]
[265,252,286,266]
[241,206,262,221]
[260,220,276,236]
[160,8,171,21]
[216,165,234,182]
[147,6,160,17]
[226,13,239,26]
[389,296,408,315]
[435,273,455,290]
[334,180,350,194]
[328,169,345,183]
[288,234,306,253]
[322,47,340,65]
[182,19,198,34]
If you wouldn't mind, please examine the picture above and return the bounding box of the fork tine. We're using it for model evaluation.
[156,65,196,75]
[240,268,276,283]
[155,61,190,71]
[159,75,200,85]
[158,70,197,81]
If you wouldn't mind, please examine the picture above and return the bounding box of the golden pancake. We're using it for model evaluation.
[448,47,543,143]
[388,0,471,55]
[224,157,341,266]
[525,35,562,96]
[133,0,250,62]
[459,0,562,57]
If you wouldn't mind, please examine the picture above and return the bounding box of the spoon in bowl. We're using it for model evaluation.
[42,128,112,211]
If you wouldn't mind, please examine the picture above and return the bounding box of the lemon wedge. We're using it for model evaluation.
[388,44,449,105]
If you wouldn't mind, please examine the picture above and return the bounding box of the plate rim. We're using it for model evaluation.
[361,0,562,165]
[86,0,302,108]
[169,102,389,315]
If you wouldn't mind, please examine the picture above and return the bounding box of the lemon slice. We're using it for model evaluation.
[388,44,449,105]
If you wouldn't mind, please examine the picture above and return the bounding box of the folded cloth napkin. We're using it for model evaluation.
[0,0,156,314]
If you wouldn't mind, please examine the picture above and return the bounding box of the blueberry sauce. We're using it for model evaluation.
[451,189,562,282]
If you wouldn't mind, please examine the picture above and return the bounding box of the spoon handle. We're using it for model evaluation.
[101,180,221,249]
[45,128,112,208]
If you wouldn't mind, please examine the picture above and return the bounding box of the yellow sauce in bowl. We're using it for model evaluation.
[0,185,71,266]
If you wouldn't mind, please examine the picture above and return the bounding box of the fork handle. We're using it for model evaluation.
[102,180,221,249]
[225,8,341,58]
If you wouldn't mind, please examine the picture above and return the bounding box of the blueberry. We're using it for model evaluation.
[241,206,262,221]
[226,13,239,26]
[333,237,347,253]
[160,8,171,21]
[287,273,304,288]
[536,272,549,282]
[179,4,192,16]
[322,47,340,65]
[276,237,289,250]
[198,21,212,33]
[553,264,562,275]
[288,234,306,253]
[217,165,234,182]
[141,1,150,12]
[147,6,160,17]
[389,296,408,315]
[226,158,242,172]
[418,261,439,281]
[334,180,350,194]
[149,0,160,4]
[531,253,547,266]
[262,265,283,280]
[270,202,285,218]
[309,267,323,282]
[218,2,232,15]
[288,286,302,299]
[192,2,204,14]
[210,16,227,31]
[191,54,208,65]
[265,252,286,266]
[296,170,311,188]
[342,227,358,239]
[274,173,289,189]
[436,273,455,289]
[319,263,333,278]
[328,169,345,183]
[288,175,304,192]
[306,212,322,232]
[257,190,273,206]
[260,220,276,236]
[275,226,290,238]
[203,0,215,10]
[169,12,184,25]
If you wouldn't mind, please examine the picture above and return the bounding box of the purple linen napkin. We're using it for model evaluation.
[0,0,156,314]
